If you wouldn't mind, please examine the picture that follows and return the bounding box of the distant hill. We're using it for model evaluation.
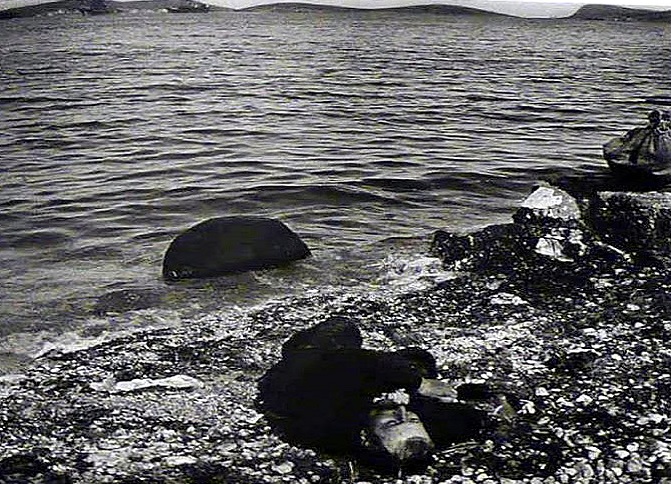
[0,0,80,18]
[0,0,222,18]
[375,4,511,16]
[241,2,358,12]
[570,4,671,22]
[241,2,511,16]
[5,1,668,22]
[121,0,222,10]
[0,1,519,19]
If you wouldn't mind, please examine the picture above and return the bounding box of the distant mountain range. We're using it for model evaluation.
[0,0,222,17]
[242,3,509,16]
[1,1,670,22]
[569,4,671,21]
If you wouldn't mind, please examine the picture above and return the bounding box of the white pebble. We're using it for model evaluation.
[272,462,294,475]
[535,387,550,397]
[627,460,643,474]
[627,442,640,452]
[586,446,601,459]
[579,463,595,479]
[164,455,197,467]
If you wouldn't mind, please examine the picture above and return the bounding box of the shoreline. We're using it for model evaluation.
[1,183,671,483]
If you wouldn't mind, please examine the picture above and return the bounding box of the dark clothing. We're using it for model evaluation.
[258,347,423,451]
[408,396,485,447]
[257,317,487,455]
[280,315,363,359]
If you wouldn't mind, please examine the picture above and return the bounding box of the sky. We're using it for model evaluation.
[1,0,670,17]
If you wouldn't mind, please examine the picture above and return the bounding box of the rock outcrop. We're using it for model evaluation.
[431,183,671,276]
[588,191,671,261]
[162,217,311,281]
[430,184,627,285]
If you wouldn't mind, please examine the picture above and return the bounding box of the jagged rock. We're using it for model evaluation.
[430,223,526,272]
[162,216,311,280]
[588,191,671,260]
[430,185,590,270]
[512,185,589,262]
[513,185,583,228]
[431,185,632,275]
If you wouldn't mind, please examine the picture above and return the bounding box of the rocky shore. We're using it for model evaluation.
[1,182,671,483]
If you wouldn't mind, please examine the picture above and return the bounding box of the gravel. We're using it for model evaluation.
[1,195,670,483]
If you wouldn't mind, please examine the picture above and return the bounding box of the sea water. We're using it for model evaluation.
[0,8,669,370]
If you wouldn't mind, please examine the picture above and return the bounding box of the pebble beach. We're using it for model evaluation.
[1,184,670,483]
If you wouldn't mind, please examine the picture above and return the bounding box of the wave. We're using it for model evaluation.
[239,183,413,206]
[0,10,668,372]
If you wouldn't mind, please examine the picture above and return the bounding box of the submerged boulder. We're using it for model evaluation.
[162,217,311,281]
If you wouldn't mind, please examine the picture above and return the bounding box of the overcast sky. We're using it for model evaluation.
[1,0,669,17]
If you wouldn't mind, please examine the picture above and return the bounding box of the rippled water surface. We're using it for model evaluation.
[1,9,670,362]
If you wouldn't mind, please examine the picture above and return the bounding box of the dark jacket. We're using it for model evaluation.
[256,317,486,453]
[258,347,423,451]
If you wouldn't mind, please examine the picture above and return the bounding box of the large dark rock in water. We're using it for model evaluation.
[162,217,311,280]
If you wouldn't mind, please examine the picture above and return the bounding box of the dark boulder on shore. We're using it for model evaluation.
[162,216,311,281]
[431,183,671,276]
[589,191,671,261]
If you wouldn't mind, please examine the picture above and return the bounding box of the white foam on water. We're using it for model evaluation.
[0,309,183,374]
[0,248,456,376]
[376,253,457,294]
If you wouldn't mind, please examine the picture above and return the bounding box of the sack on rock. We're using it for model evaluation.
[603,109,671,175]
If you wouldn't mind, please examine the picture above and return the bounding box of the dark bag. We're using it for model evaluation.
[603,110,671,175]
